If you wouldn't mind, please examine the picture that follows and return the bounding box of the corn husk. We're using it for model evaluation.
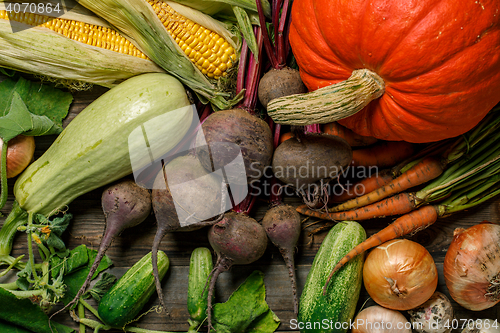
[168,0,270,18]
[77,0,246,109]
[0,1,164,88]
[168,0,270,59]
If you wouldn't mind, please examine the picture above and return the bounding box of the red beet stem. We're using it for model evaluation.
[277,0,291,65]
[206,256,232,331]
[281,248,298,315]
[152,225,169,309]
[304,124,322,134]
[236,38,249,94]
[256,0,278,69]
[240,26,264,112]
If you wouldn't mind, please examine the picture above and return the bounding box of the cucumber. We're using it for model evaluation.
[297,221,366,333]
[98,251,169,328]
[13,73,193,216]
[187,247,213,332]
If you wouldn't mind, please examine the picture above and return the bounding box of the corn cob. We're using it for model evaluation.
[0,1,163,88]
[77,0,243,109]
[0,10,148,59]
[148,0,237,79]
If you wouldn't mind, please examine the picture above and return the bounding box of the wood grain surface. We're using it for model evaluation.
[1,80,499,333]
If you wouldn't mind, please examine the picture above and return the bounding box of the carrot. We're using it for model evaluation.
[331,169,394,203]
[323,205,441,294]
[351,140,416,168]
[330,157,445,212]
[279,132,294,144]
[323,122,378,147]
[297,192,419,221]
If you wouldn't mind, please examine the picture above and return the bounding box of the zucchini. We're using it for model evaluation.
[187,247,213,332]
[98,251,169,328]
[13,73,193,216]
[297,221,366,333]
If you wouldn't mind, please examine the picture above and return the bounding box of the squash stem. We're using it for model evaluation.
[26,212,39,281]
[79,298,102,321]
[0,254,25,277]
[0,281,18,290]
[0,140,8,211]
[78,301,86,333]
[267,69,385,125]
[0,201,28,257]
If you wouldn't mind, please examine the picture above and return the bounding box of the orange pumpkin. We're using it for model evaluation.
[286,0,500,142]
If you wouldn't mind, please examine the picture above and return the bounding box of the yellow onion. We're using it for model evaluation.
[363,239,438,311]
[443,222,500,311]
[0,135,35,178]
[352,305,412,333]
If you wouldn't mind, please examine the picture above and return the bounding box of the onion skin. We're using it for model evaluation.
[443,222,500,311]
[352,305,411,333]
[0,135,36,178]
[363,239,438,311]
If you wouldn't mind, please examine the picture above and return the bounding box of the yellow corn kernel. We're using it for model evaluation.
[147,0,237,79]
[0,10,148,59]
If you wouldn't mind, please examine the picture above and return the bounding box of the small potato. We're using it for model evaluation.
[408,291,454,333]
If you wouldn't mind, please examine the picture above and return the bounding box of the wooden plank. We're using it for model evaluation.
[0,78,499,333]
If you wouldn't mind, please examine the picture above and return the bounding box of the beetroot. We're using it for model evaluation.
[151,154,226,308]
[272,133,352,206]
[258,67,307,109]
[195,108,273,185]
[206,212,268,329]
[51,179,151,316]
[261,204,301,315]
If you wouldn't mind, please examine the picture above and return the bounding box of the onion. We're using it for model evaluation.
[407,291,454,333]
[363,239,438,311]
[352,305,411,333]
[0,135,36,178]
[443,222,500,311]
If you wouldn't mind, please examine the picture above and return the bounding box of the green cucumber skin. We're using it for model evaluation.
[13,73,193,216]
[187,247,213,324]
[98,251,169,328]
[298,221,366,333]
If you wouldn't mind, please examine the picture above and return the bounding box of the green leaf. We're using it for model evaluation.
[211,271,273,333]
[47,214,73,237]
[0,320,33,333]
[50,244,89,279]
[13,77,72,127]
[232,6,258,60]
[0,287,75,333]
[0,76,72,141]
[0,92,32,141]
[246,309,280,332]
[0,92,62,142]
[0,68,17,77]
[46,234,66,251]
[83,272,117,303]
[60,245,113,305]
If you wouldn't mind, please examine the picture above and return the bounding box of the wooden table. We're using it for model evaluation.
[1,83,499,332]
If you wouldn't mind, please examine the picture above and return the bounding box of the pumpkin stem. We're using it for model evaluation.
[267,69,385,125]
